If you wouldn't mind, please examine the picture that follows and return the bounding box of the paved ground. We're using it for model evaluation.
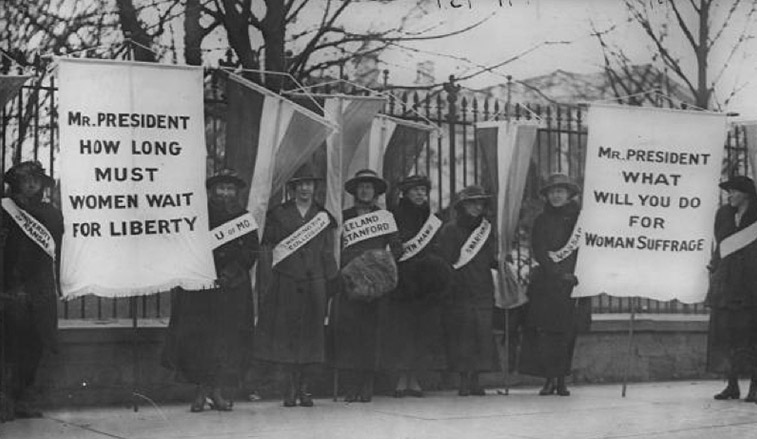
[2,380,756,439]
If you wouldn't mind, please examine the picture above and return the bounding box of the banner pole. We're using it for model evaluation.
[621,296,637,398]
[503,304,510,395]
[131,296,139,412]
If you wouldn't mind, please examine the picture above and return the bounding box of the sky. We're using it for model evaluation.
[333,0,757,118]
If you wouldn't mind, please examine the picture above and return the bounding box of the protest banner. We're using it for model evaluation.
[572,104,728,303]
[57,58,217,297]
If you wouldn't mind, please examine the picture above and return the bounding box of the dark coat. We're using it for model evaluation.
[706,203,757,309]
[378,198,450,371]
[519,200,589,378]
[331,205,402,371]
[162,203,260,385]
[2,195,63,395]
[706,202,757,375]
[254,200,338,365]
[438,211,498,372]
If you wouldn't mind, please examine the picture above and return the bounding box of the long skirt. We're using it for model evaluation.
[706,306,757,376]
[442,302,497,372]
[519,328,576,378]
[161,288,251,386]
[378,298,446,371]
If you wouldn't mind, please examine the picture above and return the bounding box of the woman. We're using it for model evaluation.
[1,161,63,421]
[519,173,588,397]
[380,175,450,397]
[254,164,338,407]
[162,169,259,412]
[438,185,498,396]
[707,175,757,403]
[333,169,402,402]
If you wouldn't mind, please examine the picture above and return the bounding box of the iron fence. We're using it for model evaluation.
[1,70,748,320]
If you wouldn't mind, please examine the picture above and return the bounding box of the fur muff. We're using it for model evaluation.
[341,248,398,301]
[395,254,452,301]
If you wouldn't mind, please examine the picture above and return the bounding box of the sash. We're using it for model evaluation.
[342,209,398,249]
[548,216,584,263]
[452,218,491,270]
[720,220,757,259]
[210,212,258,250]
[399,214,442,262]
[1,197,56,259]
[272,211,330,266]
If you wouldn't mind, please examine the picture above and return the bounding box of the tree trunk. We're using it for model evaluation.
[220,0,259,80]
[116,0,156,62]
[184,0,203,66]
[696,0,711,109]
[260,0,286,90]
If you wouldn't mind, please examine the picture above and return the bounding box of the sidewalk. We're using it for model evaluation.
[2,380,756,439]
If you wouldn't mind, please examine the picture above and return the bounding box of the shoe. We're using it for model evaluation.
[405,389,424,398]
[469,373,485,396]
[283,398,297,407]
[208,388,233,411]
[393,390,406,398]
[359,376,373,403]
[298,383,314,407]
[284,372,298,407]
[190,387,207,413]
[539,379,555,396]
[744,380,757,403]
[555,377,570,396]
[469,387,485,396]
[458,372,470,396]
[13,402,42,419]
[713,384,740,400]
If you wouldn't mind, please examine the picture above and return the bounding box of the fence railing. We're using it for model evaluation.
[3,71,747,320]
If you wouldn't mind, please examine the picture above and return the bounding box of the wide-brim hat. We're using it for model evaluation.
[719,175,757,196]
[398,175,431,193]
[4,161,55,189]
[453,185,492,207]
[345,169,388,196]
[539,173,580,197]
[287,163,322,186]
[206,168,246,189]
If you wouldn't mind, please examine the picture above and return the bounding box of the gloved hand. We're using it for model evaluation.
[561,273,579,287]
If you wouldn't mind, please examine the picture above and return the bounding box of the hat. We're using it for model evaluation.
[453,185,492,207]
[4,161,55,189]
[719,175,757,196]
[206,168,246,189]
[398,175,431,193]
[539,173,580,197]
[345,169,388,196]
[287,163,322,186]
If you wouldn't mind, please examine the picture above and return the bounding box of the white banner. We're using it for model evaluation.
[573,104,727,303]
[58,58,217,297]
[210,212,258,250]
[342,209,398,249]
[2,197,56,259]
[272,211,331,266]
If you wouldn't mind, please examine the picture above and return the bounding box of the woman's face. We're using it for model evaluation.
[405,185,428,206]
[355,181,376,204]
[294,180,315,202]
[462,199,485,217]
[17,174,43,198]
[547,186,570,207]
[211,182,238,203]
[728,189,749,208]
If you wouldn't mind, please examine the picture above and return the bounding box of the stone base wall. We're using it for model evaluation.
[28,315,713,408]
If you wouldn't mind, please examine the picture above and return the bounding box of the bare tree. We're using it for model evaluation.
[594,0,757,110]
